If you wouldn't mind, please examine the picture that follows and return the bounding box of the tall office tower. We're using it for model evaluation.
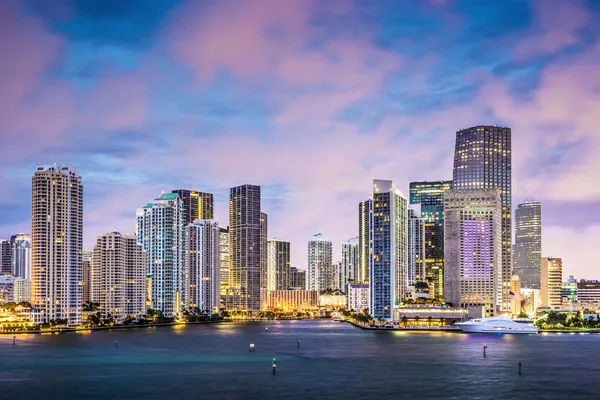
[0,240,12,275]
[341,237,360,290]
[185,220,221,314]
[409,181,452,297]
[358,200,372,283]
[289,266,306,289]
[453,126,512,311]
[11,234,31,279]
[171,189,214,224]
[444,189,502,315]
[513,201,542,289]
[260,212,268,307]
[31,164,83,325]
[369,180,408,320]
[219,227,230,289]
[82,250,92,303]
[541,257,562,307]
[267,239,291,291]
[229,184,262,311]
[91,232,146,320]
[407,208,425,286]
[136,193,185,317]
[307,234,334,292]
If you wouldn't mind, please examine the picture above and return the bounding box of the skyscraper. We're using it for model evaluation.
[341,237,359,289]
[136,192,185,317]
[307,234,333,292]
[541,257,562,307]
[444,189,502,315]
[185,220,221,314]
[0,240,12,275]
[513,201,542,289]
[172,189,214,224]
[91,232,146,320]
[358,199,372,283]
[407,208,425,285]
[260,212,268,307]
[229,185,262,311]
[31,164,83,324]
[219,227,230,289]
[289,266,306,290]
[369,180,408,320]
[267,239,291,291]
[11,234,31,279]
[453,125,512,311]
[82,250,92,303]
[409,181,452,297]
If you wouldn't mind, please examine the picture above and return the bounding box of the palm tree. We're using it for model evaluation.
[427,316,433,327]
[401,316,408,328]
[415,316,421,326]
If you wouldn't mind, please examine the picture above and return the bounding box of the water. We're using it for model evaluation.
[1,320,599,399]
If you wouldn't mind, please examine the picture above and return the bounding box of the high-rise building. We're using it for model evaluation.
[307,234,334,292]
[358,200,372,283]
[407,208,425,286]
[347,283,370,312]
[31,164,83,325]
[369,179,408,320]
[13,278,31,303]
[0,240,12,275]
[185,220,221,314]
[171,189,214,224]
[511,275,521,315]
[289,266,306,289]
[444,189,502,315]
[136,192,185,317]
[11,234,31,279]
[267,239,290,291]
[341,237,359,290]
[260,212,268,307]
[513,201,542,289]
[229,185,262,311]
[409,181,452,297]
[541,257,562,307]
[219,227,230,289]
[453,126,512,311]
[333,260,343,291]
[576,280,600,305]
[91,232,146,320]
[82,250,92,303]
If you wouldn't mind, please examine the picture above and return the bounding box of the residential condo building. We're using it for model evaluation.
[11,233,31,279]
[513,201,542,289]
[541,257,562,307]
[290,266,306,290]
[172,189,214,223]
[358,200,372,283]
[307,234,334,292]
[341,237,360,289]
[267,239,291,291]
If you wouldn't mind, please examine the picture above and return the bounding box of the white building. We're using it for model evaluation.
[307,234,333,292]
[11,234,31,279]
[370,179,408,321]
[185,220,221,314]
[347,283,370,312]
[31,164,83,325]
[407,208,425,285]
[91,232,146,320]
[137,192,185,317]
[341,237,360,288]
[444,189,502,315]
[267,239,291,291]
[13,278,31,303]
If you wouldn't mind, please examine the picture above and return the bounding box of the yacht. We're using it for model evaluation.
[455,315,538,334]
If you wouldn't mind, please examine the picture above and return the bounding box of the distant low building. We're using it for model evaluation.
[576,280,600,306]
[267,290,318,311]
[394,306,468,326]
[319,293,347,310]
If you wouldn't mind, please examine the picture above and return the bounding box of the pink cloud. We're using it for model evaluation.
[513,0,590,60]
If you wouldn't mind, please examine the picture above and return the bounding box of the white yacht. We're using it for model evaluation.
[455,315,538,334]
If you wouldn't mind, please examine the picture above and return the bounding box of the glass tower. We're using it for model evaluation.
[358,200,372,283]
[513,201,542,289]
[172,189,214,224]
[453,126,512,311]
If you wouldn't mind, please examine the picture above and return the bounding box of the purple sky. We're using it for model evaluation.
[1,0,600,279]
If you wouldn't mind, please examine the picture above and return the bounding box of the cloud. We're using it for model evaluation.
[544,225,600,279]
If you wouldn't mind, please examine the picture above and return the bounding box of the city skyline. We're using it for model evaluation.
[1,0,600,279]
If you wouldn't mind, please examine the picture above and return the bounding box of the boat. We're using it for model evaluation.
[455,315,538,334]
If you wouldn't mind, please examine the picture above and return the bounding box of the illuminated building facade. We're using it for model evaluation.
[541,257,562,307]
[185,220,221,314]
[219,227,230,289]
[10,234,31,279]
[267,290,318,311]
[341,237,359,289]
[82,250,92,303]
[409,181,452,298]
[370,179,408,320]
[307,234,333,292]
[91,232,146,320]
[407,208,425,285]
[513,201,542,289]
[289,266,306,289]
[453,126,512,312]
[260,212,268,307]
[171,189,214,224]
[31,164,83,325]
[267,239,290,291]
[0,240,12,275]
[136,192,185,317]
[444,189,502,314]
[13,278,31,303]
[358,200,372,283]
[347,283,369,312]
[229,185,262,311]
